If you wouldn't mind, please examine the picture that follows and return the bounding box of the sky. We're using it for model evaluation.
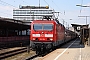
[0,0,90,27]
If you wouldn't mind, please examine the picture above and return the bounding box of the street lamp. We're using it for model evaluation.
[78,16,90,25]
[70,19,72,20]
[76,4,90,25]
[76,4,90,7]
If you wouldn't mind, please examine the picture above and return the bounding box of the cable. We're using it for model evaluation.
[51,0,70,26]
[80,0,83,14]
[44,0,67,25]
[0,0,17,8]
[43,0,53,9]
[21,0,29,5]
[0,0,18,17]
[0,11,12,18]
[0,12,11,15]
[43,0,49,6]
[51,0,63,14]
[78,0,83,22]
[0,2,13,17]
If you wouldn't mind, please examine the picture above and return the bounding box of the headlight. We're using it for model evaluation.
[50,38,53,41]
[32,34,40,37]
[45,34,53,37]
[32,38,35,40]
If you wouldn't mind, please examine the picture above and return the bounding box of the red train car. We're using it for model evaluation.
[30,17,76,54]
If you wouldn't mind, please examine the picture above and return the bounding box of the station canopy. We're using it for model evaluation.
[71,24,89,32]
[0,17,30,30]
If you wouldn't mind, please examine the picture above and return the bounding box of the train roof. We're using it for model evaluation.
[32,19,64,27]
[32,15,64,27]
[32,20,55,23]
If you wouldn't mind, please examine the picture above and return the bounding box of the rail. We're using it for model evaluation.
[0,47,27,59]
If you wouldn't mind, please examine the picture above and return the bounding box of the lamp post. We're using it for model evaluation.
[62,19,65,25]
[39,0,40,7]
[76,4,90,7]
[76,4,90,25]
[78,16,90,25]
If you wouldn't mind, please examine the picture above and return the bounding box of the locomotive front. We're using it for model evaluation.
[30,20,56,54]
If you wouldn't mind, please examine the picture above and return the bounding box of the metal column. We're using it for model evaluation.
[88,28,90,46]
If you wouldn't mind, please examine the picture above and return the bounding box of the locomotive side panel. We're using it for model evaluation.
[53,24,65,46]
[65,29,76,42]
[56,24,65,41]
[65,30,72,41]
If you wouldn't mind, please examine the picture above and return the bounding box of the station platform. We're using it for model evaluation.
[37,38,90,60]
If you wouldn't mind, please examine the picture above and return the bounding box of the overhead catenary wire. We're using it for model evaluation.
[51,0,66,16]
[0,12,11,16]
[43,0,69,26]
[44,0,63,18]
[51,0,70,27]
[0,11,12,18]
[0,0,17,9]
[0,6,12,17]
[51,0,63,14]
[0,0,18,18]
[80,0,83,14]
[43,0,53,9]
[20,0,30,5]
[77,0,84,22]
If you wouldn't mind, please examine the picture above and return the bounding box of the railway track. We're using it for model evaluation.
[26,39,77,60]
[0,47,27,59]
[26,50,53,60]
[26,54,39,60]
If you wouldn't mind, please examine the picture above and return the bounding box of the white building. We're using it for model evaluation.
[13,6,54,24]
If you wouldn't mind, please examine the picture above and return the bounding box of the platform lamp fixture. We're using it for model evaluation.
[78,16,90,25]
[76,4,90,25]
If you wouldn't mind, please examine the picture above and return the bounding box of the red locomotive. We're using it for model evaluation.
[30,16,76,54]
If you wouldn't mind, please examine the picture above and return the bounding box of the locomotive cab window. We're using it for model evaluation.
[33,24,42,30]
[43,24,53,31]
[33,24,53,31]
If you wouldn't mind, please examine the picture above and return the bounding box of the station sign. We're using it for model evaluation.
[77,26,80,30]
[89,24,90,28]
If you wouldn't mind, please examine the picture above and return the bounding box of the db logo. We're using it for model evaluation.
[41,34,44,37]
